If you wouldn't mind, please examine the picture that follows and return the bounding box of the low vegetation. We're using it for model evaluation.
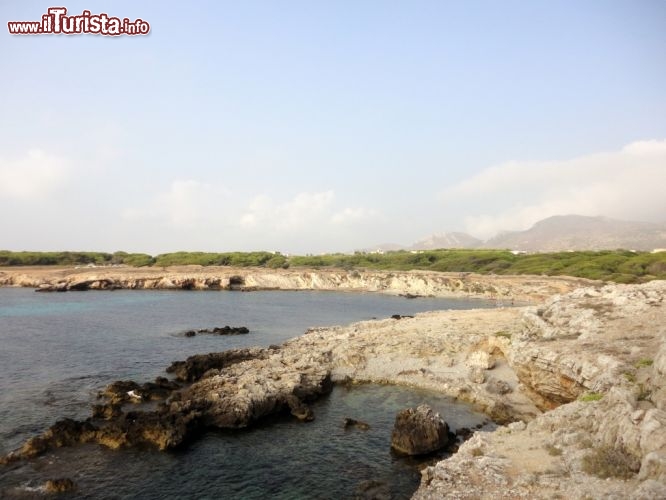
[0,251,154,267]
[581,445,639,479]
[635,358,654,368]
[0,249,665,283]
[579,392,604,402]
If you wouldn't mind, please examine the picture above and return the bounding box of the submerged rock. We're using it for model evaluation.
[355,479,390,500]
[343,417,371,430]
[184,326,250,337]
[390,404,449,456]
[44,478,76,493]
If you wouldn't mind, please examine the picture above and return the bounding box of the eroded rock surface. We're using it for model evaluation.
[0,266,592,302]
[415,280,666,499]
[2,279,665,500]
[391,404,450,455]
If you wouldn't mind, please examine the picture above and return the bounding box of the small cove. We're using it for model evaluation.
[0,288,496,498]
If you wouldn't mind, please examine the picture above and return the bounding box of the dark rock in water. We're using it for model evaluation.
[99,377,181,404]
[100,380,142,404]
[1,406,205,464]
[391,314,415,320]
[94,407,203,451]
[400,293,422,299]
[285,395,314,422]
[188,326,250,336]
[455,426,474,441]
[166,347,268,382]
[2,347,335,464]
[214,326,249,335]
[343,417,371,430]
[44,478,76,493]
[390,404,449,456]
[142,377,182,399]
[1,418,98,463]
[355,479,390,500]
[92,403,122,420]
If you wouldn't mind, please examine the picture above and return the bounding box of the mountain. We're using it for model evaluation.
[483,215,666,251]
[410,232,482,250]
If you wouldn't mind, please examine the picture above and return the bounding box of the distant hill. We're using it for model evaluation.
[482,215,666,251]
[366,215,666,253]
[410,232,482,250]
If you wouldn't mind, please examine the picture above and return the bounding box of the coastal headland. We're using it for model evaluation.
[0,265,593,303]
[1,267,664,499]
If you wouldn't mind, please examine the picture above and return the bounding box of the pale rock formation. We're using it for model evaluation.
[0,266,594,302]
[415,280,666,499]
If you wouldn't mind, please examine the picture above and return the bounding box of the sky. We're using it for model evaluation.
[1,0,665,254]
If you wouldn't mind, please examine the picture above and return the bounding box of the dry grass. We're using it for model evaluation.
[544,444,563,456]
[581,446,639,479]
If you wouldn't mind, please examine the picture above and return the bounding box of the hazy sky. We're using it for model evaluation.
[1,1,665,254]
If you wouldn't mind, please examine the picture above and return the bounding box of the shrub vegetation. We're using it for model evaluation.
[0,248,664,283]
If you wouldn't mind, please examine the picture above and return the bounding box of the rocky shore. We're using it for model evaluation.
[0,265,593,302]
[1,274,664,499]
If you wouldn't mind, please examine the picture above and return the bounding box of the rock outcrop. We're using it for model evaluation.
[165,347,269,382]
[0,266,594,302]
[391,404,450,455]
[44,478,76,493]
[343,417,371,430]
[415,280,666,499]
[183,326,250,337]
[2,278,665,500]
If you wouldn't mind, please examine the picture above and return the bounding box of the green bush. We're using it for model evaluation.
[1,248,665,283]
[579,392,603,402]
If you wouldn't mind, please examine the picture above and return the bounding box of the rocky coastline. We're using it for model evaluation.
[0,265,593,302]
[1,270,664,499]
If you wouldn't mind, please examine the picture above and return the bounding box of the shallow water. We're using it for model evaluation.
[0,288,494,498]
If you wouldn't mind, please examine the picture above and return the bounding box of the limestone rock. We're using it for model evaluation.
[468,366,486,384]
[390,404,449,456]
[166,347,268,382]
[465,350,495,370]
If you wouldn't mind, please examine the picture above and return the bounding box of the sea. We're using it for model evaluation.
[0,287,495,499]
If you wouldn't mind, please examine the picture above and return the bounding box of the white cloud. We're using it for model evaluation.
[441,139,666,238]
[331,206,378,224]
[239,190,336,231]
[0,150,68,200]
[123,180,229,226]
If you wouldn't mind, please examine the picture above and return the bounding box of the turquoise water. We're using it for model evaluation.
[0,288,493,498]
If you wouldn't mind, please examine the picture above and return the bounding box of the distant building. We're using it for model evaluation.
[652,248,666,254]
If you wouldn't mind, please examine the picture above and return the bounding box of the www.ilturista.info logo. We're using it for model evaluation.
[7,7,150,36]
